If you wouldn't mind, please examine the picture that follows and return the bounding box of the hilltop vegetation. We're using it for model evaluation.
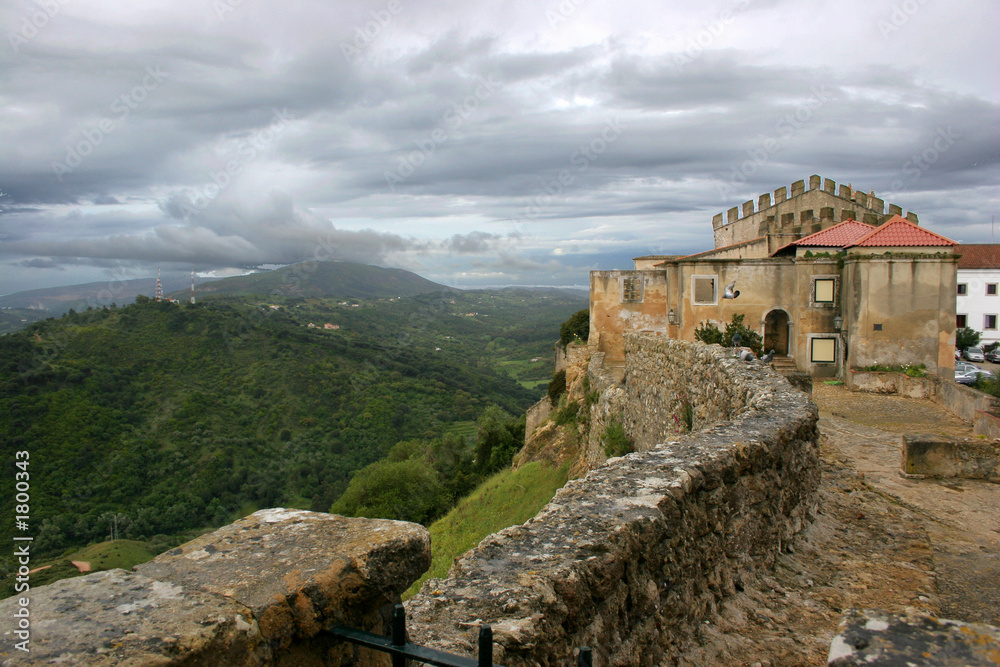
[0,283,585,568]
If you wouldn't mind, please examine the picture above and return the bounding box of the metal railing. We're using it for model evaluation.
[327,604,594,666]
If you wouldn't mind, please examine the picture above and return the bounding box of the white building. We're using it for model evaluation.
[956,244,1000,346]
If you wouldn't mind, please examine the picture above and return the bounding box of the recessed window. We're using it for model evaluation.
[988,284,998,296]
[957,283,968,296]
[957,314,968,329]
[986,315,998,330]
[692,276,717,305]
[621,277,643,303]
[811,337,837,363]
[814,278,836,304]
[873,323,883,331]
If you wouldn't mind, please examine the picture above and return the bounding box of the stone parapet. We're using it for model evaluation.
[406,335,819,665]
[1,510,430,666]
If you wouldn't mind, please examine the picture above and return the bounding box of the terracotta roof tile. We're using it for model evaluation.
[957,244,1000,269]
[847,215,957,247]
[792,220,875,248]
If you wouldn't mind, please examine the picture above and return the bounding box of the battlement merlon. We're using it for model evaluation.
[711,174,919,231]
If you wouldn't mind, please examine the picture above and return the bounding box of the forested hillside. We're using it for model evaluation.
[0,285,585,563]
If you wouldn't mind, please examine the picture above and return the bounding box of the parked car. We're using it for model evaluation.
[956,368,995,385]
[955,361,981,374]
[956,348,962,360]
[986,348,1000,363]
[963,347,986,362]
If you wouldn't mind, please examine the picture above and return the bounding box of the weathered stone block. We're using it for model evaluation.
[0,510,431,666]
[136,509,430,651]
[901,433,1000,483]
[0,569,265,666]
[828,609,1000,666]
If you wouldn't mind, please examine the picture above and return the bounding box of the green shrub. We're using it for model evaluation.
[694,320,724,345]
[601,419,633,457]
[559,310,590,348]
[547,369,567,403]
[554,401,580,425]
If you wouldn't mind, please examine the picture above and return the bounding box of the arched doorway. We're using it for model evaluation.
[764,309,790,355]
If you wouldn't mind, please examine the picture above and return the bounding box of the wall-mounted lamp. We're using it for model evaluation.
[833,314,843,332]
[667,309,677,325]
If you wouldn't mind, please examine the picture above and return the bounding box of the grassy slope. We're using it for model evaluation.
[404,461,569,599]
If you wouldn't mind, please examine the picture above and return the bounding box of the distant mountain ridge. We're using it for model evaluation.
[178,262,455,300]
[0,276,207,311]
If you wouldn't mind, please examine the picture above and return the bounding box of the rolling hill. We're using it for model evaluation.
[177,261,454,300]
[0,282,586,566]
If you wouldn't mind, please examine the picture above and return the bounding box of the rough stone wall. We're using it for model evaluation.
[406,334,819,666]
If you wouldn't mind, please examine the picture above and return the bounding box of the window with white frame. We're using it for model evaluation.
[692,276,717,305]
[810,337,837,363]
[986,314,998,330]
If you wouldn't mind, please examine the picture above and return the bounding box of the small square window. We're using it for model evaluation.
[873,323,883,331]
[957,283,968,296]
[988,284,998,296]
[986,315,998,330]
[811,338,837,363]
[693,276,717,304]
[957,314,968,328]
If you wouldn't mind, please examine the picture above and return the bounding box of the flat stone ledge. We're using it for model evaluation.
[1,510,430,666]
[901,433,1000,483]
[0,568,263,666]
[828,609,1000,666]
[136,509,431,649]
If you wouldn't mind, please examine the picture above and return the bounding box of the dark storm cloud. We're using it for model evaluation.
[0,0,997,293]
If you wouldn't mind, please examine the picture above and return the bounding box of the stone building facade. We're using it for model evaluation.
[589,175,958,379]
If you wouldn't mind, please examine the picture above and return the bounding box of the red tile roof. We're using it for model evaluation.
[846,215,957,248]
[789,220,876,248]
[957,244,1000,269]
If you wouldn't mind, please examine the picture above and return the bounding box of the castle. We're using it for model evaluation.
[589,175,958,381]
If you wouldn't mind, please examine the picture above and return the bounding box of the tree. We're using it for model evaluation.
[724,314,763,356]
[559,309,589,348]
[694,321,724,346]
[330,458,450,525]
[695,314,763,356]
[956,327,981,351]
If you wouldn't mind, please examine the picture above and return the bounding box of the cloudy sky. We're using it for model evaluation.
[1,0,998,296]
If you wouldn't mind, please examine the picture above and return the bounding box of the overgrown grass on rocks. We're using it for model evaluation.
[403,461,569,599]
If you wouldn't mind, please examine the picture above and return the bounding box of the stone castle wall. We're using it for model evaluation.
[712,174,920,252]
[4,338,820,666]
[405,334,820,665]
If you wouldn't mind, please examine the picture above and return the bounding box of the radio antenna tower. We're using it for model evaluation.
[190,270,196,304]
[155,268,163,301]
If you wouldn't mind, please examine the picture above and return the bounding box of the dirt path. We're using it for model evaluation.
[674,383,1000,666]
